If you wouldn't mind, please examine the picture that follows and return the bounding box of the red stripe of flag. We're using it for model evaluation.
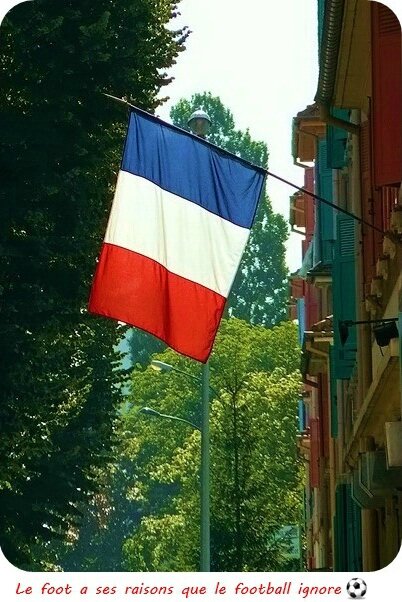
[89,244,226,363]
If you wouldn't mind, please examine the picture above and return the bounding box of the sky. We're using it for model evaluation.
[157,0,319,273]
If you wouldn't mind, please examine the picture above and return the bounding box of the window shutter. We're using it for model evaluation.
[329,347,338,437]
[334,484,362,571]
[304,167,315,236]
[291,277,304,299]
[298,399,307,432]
[345,486,363,571]
[333,215,357,379]
[372,3,402,186]
[334,485,348,570]
[305,282,319,330]
[314,140,335,266]
[317,373,330,458]
[327,109,349,169]
[297,298,306,346]
[309,418,320,488]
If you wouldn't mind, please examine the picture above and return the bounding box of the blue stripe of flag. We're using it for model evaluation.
[121,110,265,229]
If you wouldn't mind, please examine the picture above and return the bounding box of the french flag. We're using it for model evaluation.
[89,109,265,363]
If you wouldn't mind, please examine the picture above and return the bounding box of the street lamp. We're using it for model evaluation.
[150,360,173,372]
[338,318,399,347]
[187,109,211,138]
[149,359,212,572]
[151,359,203,384]
[139,406,200,431]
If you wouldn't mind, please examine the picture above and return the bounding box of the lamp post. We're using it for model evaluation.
[200,360,210,572]
[186,108,212,572]
[149,359,212,572]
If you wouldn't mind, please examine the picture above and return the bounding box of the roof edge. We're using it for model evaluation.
[314,0,345,105]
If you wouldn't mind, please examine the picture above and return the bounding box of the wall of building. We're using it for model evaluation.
[290,0,402,572]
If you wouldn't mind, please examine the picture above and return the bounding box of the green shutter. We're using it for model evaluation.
[313,140,335,267]
[333,215,357,379]
[345,485,362,570]
[334,485,362,571]
[334,485,347,570]
[327,109,349,169]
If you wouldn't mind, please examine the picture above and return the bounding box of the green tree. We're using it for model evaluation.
[170,92,289,326]
[127,327,166,368]
[122,319,302,571]
[58,459,141,571]
[0,0,187,568]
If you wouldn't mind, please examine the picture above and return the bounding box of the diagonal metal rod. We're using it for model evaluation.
[341,318,398,326]
[103,93,386,235]
[265,170,385,235]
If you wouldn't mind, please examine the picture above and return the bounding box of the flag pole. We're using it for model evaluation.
[200,360,210,572]
[103,93,387,236]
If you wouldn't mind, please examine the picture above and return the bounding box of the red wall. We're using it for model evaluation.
[372,3,402,187]
[309,417,320,488]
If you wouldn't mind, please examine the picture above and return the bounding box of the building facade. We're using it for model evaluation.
[290,0,402,571]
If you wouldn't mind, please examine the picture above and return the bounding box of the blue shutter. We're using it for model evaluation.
[296,298,305,346]
[333,215,357,379]
[298,399,307,432]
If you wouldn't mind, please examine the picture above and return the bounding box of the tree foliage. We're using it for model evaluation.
[122,319,302,571]
[0,0,187,567]
[58,459,141,571]
[170,92,289,326]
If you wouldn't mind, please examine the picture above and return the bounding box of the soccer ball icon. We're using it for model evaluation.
[346,578,367,599]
